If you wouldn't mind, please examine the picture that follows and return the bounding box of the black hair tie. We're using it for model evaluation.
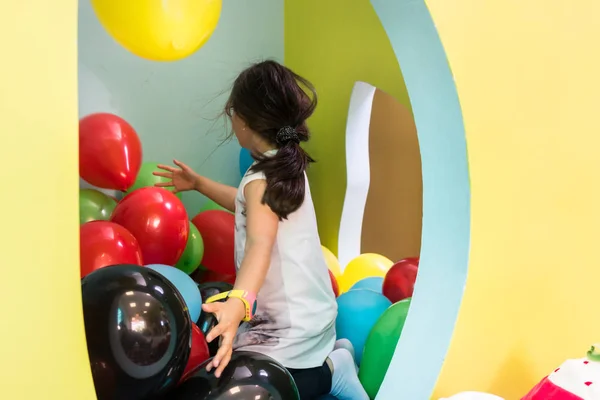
[276,126,300,145]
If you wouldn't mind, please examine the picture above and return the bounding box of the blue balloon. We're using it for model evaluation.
[239,147,254,177]
[336,289,391,365]
[146,264,202,322]
[349,277,384,293]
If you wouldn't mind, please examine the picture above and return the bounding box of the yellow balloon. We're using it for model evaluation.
[339,253,394,293]
[322,245,342,279]
[91,0,222,61]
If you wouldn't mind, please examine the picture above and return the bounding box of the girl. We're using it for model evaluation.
[155,60,368,400]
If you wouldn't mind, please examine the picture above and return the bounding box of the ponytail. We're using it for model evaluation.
[250,126,314,220]
[224,60,320,219]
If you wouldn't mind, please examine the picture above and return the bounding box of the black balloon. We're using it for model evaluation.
[197,281,234,308]
[168,351,300,400]
[81,264,192,400]
[196,281,233,357]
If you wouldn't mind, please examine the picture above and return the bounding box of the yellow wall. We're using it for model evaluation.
[284,0,411,253]
[429,1,600,397]
[0,2,96,398]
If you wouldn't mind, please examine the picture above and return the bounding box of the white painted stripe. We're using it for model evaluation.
[337,81,376,270]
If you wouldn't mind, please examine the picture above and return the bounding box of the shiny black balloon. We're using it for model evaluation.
[196,281,233,357]
[197,281,234,303]
[168,351,300,400]
[81,264,192,400]
[198,313,220,358]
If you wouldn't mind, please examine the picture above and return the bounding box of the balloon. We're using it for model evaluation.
[329,270,340,297]
[383,258,419,303]
[147,264,203,323]
[322,245,342,280]
[111,187,189,265]
[338,253,393,293]
[198,199,232,214]
[359,298,411,398]
[197,281,234,305]
[191,210,235,276]
[189,265,207,283]
[79,188,117,224]
[126,161,181,198]
[403,256,420,264]
[171,351,300,399]
[197,312,219,358]
[79,113,142,191]
[336,289,392,364]
[196,281,233,357]
[90,0,222,62]
[174,222,204,275]
[81,265,191,399]
[239,147,254,177]
[350,277,384,293]
[181,324,210,382]
[194,268,236,286]
[80,221,143,278]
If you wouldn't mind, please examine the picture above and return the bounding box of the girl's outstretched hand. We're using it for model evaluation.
[153,160,200,193]
[203,298,246,378]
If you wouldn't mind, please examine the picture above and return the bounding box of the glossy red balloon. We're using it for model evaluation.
[329,270,339,297]
[80,221,143,278]
[111,187,189,266]
[180,324,210,383]
[192,268,236,286]
[79,113,142,191]
[382,257,419,303]
[191,210,236,276]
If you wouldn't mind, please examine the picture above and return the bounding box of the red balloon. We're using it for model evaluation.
[180,324,210,383]
[382,257,419,303]
[192,210,235,276]
[79,113,142,191]
[329,270,339,297]
[111,187,189,266]
[80,221,143,278]
[192,268,236,286]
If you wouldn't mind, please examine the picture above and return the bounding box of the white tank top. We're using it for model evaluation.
[232,161,337,369]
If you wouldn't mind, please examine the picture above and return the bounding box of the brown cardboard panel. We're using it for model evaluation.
[361,88,423,262]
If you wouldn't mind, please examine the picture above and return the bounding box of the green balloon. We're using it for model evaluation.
[358,298,412,399]
[175,222,205,274]
[126,161,181,198]
[198,199,232,214]
[79,189,117,224]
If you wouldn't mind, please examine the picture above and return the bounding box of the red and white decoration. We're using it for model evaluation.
[522,356,600,400]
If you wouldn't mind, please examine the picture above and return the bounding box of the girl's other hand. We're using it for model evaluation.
[153,160,200,193]
[202,298,246,378]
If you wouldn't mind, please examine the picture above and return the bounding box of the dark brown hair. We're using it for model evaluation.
[225,60,317,220]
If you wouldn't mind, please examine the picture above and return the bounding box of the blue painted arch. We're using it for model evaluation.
[371,1,471,399]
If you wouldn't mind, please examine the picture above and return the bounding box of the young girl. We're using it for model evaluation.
[155,61,368,400]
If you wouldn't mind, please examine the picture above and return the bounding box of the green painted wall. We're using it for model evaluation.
[285,0,412,255]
